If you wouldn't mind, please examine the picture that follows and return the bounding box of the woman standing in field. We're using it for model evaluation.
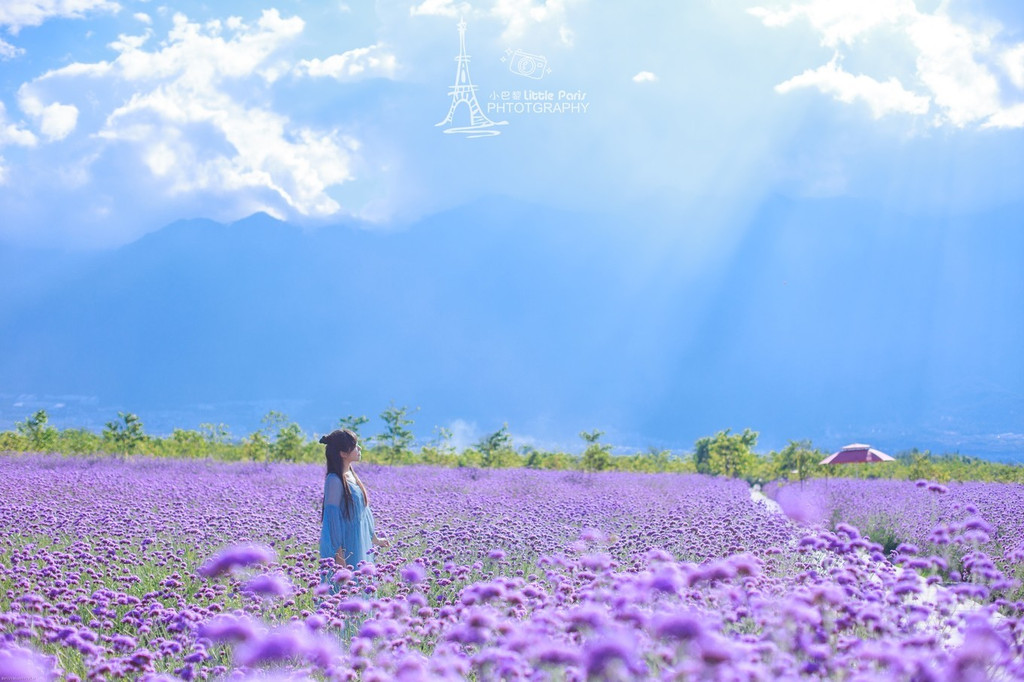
[319,429,389,576]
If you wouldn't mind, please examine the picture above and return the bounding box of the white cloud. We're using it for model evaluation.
[17,89,79,141]
[632,70,657,83]
[447,418,479,452]
[133,12,151,25]
[1003,44,1024,89]
[0,102,38,185]
[0,0,121,34]
[0,37,25,60]
[409,0,470,18]
[905,12,1001,127]
[39,102,79,140]
[25,9,359,218]
[297,43,398,81]
[984,103,1024,130]
[491,0,580,45]
[748,1,915,48]
[90,10,305,83]
[0,102,38,147]
[776,57,929,118]
[752,1,1024,129]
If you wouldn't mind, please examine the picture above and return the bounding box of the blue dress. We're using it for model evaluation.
[320,471,376,570]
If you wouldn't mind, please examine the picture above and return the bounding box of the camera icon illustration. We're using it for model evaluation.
[505,49,550,79]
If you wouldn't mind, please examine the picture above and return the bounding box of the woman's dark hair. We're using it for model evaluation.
[319,429,369,520]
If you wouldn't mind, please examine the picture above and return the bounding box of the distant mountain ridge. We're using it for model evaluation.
[1,196,1021,460]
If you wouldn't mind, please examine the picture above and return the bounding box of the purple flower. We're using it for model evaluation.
[835,523,861,539]
[197,544,276,577]
[401,563,426,584]
[241,573,293,597]
[127,649,154,668]
[304,614,326,631]
[583,636,646,679]
[465,608,496,629]
[196,614,258,643]
[566,605,608,631]
[338,600,370,614]
[951,614,1009,672]
[727,554,761,578]
[697,633,736,665]
[445,623,487,645]
[110,634,137,651]
[0,645,54,681]
[234,626,310,666]
[644,548,674,564]
[964,517,994,534]
[533,644,581,666]
[653,613,704,641]
[580,553,613,571]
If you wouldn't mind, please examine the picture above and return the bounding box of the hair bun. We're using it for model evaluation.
[319,435,329,444]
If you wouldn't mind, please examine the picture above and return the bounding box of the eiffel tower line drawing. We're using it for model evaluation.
[437,18,507,138]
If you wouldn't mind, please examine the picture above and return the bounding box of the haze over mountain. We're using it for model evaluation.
[2,196,1021,460]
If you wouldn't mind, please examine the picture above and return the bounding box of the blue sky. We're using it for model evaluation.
[1,0,1023,456]
[2,0,1023,246]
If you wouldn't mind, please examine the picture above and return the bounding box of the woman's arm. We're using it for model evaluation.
[324,475,350,564]
[367,507,390,548]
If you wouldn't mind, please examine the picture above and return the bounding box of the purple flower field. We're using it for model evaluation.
[767,478,1024,595]
[1,454,1022,681]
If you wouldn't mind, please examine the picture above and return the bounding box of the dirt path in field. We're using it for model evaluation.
[749,486,783,514]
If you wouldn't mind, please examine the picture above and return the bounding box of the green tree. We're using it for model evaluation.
[271,422,305,462]
[773,439,822,483]
[249,411,305,463]
[260,411,290,435]
[905,449,937,481]
[457,448,483,468]
[0,429,27,451]
[693,436,713,474]
[542,451,577,470]
[16,410,58,452]
[476,423,516,468]
[200,423,231,443]
[521,445,543,469]
[422,426,458,466]
[638,446,673,473]
[338,415,370,441]
[242,431,272,462]
[103,412,146,454]
[58,428,102,455]
[376,403,416,465]
[580,430,612,472]
[169,428,208,458]
[705,428,758,479]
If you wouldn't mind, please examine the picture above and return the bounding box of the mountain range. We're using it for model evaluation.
[1,195,1021,460]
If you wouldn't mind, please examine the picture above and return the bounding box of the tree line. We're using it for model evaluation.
[1,407,1022,483]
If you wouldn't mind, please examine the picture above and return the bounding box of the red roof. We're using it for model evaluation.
[819,444,895,465]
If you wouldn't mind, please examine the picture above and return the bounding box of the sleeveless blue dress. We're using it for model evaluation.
[320,471,376,570]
